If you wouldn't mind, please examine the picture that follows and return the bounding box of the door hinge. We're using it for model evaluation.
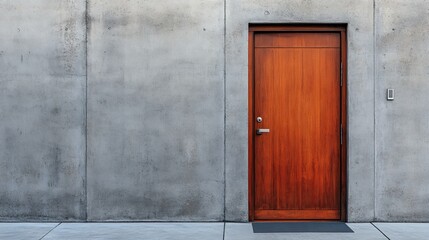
[340,124,343,145]
[340,62,343,87]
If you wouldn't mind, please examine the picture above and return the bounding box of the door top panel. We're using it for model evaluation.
[255,33,340,48]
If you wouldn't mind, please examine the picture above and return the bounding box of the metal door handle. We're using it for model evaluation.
[256,129,270,135]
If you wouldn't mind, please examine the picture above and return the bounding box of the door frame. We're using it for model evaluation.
[248,24,348,221]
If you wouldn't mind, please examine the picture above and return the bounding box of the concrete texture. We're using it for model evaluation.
[0,1,86,220]
[375,0,429,222]
[42,223,224,240]
[373,223,429,240]
[86,0,225,220]
[0,223,58,240]
[6,222,429,240]
[225,223,387,240]
[225,0,375,222]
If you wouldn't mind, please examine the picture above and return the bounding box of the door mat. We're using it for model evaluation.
[252,222,354,233]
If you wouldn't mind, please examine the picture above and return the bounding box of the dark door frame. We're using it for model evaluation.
[248,24,348,221]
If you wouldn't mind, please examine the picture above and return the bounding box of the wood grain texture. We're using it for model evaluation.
[253,32,342,220]
[340,30,348,221]
[249,25,346,32]
[255,209,340,220]
[255,33,340,48]
[248,31,255,221]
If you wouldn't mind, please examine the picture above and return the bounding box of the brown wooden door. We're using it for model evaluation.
[253,32,342,220]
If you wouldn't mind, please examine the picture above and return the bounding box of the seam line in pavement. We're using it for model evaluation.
[39,222,61,240]
[371,222,390,240]
[223,222,226,240]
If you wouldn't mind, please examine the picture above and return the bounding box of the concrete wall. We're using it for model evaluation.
[375,0,429,221]
[86,0,224,221]
[0,0,428,222]
[0,0,86,220]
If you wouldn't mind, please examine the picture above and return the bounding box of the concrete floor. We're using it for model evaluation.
[0,222,427,240]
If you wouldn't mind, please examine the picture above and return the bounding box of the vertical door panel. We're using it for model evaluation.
[300,48,340,210]
[255,48,303,210]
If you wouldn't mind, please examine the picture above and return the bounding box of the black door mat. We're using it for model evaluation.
[252,222,354,233]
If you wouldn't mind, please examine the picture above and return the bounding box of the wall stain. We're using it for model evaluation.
[48,145,61,188]
[51,107,61,115]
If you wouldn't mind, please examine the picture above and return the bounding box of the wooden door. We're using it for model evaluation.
[250,29,346,221]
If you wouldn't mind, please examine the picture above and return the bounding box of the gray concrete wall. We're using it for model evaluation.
[0,0,428,222]
[375,0,429,221]
[86,0,225,221]
[0,0,86,220]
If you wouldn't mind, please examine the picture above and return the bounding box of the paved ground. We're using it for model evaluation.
[0,222,428,240]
